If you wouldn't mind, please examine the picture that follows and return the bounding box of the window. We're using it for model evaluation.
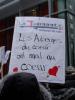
[22,1,48,16]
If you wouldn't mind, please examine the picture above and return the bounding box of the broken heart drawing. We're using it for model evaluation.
[48,66,60,76]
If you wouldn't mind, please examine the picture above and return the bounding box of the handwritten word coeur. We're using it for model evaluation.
[48,66,59,76]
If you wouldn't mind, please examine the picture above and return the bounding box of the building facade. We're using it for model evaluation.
[0,0,75,75]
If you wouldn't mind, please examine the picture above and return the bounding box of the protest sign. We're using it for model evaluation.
[9,17,65,83]
[0,46,10,79]
[0,46,5,78]
[0,46,5,69]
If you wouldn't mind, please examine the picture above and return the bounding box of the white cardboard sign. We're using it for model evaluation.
[0,46,5,68]
[9,17,65,83]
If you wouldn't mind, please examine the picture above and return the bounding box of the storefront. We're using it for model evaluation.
[0,0,75,76]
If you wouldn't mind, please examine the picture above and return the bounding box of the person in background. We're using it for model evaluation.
[0,72,52,100]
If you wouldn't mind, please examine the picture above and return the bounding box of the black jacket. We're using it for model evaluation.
[0,72,52,100]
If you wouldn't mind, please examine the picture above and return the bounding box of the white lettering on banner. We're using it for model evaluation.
[9,17,65,84]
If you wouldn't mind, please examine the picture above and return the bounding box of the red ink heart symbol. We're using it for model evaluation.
[48,66,59,76]
[13,67,18,72]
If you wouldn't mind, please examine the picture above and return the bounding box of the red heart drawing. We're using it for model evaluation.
[48,66,59,76]
[13,67,18,72]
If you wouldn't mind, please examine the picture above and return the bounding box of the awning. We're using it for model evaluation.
[0,0,47,20]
